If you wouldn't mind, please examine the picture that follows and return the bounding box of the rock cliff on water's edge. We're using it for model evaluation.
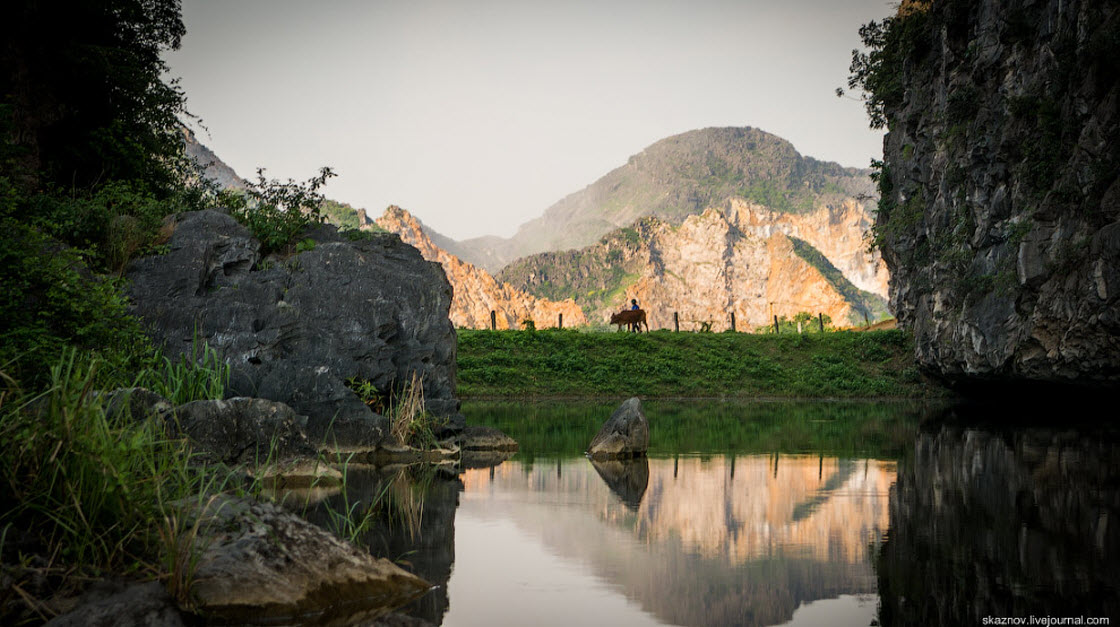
[871,0,1120,386]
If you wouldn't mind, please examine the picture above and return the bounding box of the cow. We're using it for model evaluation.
[610,309,649,332]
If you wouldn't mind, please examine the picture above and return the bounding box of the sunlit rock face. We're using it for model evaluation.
[502,202,888,329]
[876,0,1120,385]
[375,205,586,329]
[459,455,895,627]
[877,419,1120,625]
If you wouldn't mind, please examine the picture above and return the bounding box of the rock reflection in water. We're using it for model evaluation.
[590,456,649,510]
[877,412,1120,625]
[448,454,894,626]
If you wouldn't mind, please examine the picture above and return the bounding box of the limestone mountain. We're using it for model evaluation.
[863,0,1120,386]
[499,199,889,329]
[451,127,875,272]
[374,206,586,330]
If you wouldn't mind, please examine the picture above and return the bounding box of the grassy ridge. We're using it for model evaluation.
[457,328,939,398]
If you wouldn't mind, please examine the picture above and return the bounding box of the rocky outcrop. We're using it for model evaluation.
[587,397,650,459]
[125,210,462,448]
[185,495,431,624]
[872,0,1120,386]
[375,205,586,329]
[503,203,889,329]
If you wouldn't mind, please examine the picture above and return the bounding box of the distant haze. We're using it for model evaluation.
[166,0,893,240]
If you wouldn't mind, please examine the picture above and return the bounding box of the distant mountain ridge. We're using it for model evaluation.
[449,127,875,272]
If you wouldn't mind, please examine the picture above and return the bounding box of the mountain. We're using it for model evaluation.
[498,199,889,329]
[182,127,246,190]
[375,206,586,330]
[451,127,875,272]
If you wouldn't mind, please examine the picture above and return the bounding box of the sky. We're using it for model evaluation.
[166,0,894,241]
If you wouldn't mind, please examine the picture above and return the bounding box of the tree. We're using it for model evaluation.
[1,0,188,194]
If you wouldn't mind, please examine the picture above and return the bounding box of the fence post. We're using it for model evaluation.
[490,310,496,331]
[863,313,870,328]
[797,320,802,334]
[818,312,824,333]
[558,313,563,329]
[730,312,736,332]
[773,315,779,334]
[674,311,679,332]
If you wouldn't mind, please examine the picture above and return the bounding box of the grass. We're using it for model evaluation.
[456,328,939,399]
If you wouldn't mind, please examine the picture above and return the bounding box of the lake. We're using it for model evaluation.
[314,400,1120,626]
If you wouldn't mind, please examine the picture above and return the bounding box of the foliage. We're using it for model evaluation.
[0,219,156,389]
[457,328,939,399]
[1,0,188,194]
[137,339,230,406]
[228,167,336,255]
[0,350,229,612]
[845,5,931,129]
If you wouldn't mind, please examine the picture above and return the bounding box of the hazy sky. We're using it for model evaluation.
[166,0,893,240]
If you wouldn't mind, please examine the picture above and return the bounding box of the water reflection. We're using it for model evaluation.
[446,454,893,626]
[877,408,1120,625]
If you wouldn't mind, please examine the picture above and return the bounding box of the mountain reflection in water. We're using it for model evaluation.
[443,454,892,626]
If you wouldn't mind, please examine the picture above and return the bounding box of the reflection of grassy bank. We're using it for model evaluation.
[463,399,928,460]
[457,329,940,399]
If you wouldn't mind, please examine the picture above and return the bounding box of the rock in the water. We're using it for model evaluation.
[45,581,184,627]
[126,210,463,448]
[587,397,649,459]
[459,425,518,451]
[186,495,431,624]
[169,397,317,465]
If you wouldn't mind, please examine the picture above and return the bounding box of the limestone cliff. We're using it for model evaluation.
[863,0,1120,386]
[375,206,586,330]
[501,201,889,329]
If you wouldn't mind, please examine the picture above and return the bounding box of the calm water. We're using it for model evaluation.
[308,400,1120,626]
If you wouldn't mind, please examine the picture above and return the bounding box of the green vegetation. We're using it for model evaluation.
[464,399,928,461]
[457,328,937,399]
[0,350,230,614]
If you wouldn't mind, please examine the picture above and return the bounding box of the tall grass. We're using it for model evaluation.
[0,347,230,619]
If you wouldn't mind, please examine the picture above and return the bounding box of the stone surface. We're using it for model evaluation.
[126,210,463,447]
[501,202,889,329]
[169,397,317,465]
[375,206,587,330]
[459,425,519,451]
[45,581,184,627]
[187,495,431,624]
[875,0,1120,386]
[588,397,650,459]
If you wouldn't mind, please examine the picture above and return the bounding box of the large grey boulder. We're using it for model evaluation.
[185,495,431,624]
[587,397,649,459]
[126,210,463,448]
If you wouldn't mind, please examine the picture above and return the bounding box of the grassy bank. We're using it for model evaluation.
[457,328,940,398]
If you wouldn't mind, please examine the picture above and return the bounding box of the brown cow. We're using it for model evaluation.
[610,309,649,332]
